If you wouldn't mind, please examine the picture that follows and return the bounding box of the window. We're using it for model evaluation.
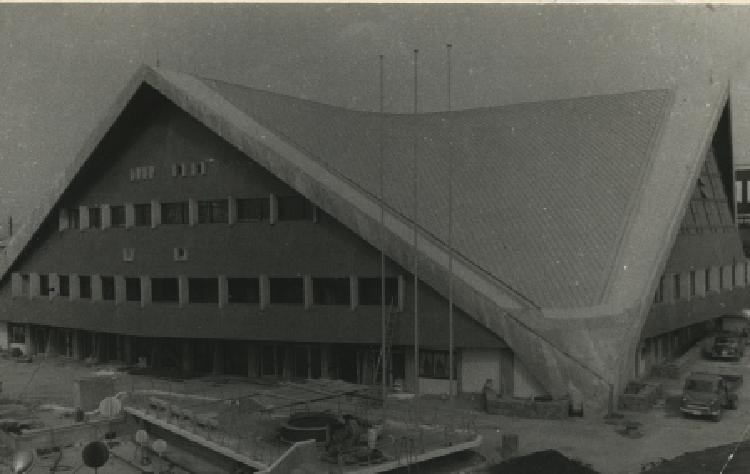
[277,196,313,221]
[10,324,25,344]
[130,166,154,181]
[198,200,228,224]
[59,275,69,297]
[673,274,680,300]
[173,247,189,261]
[269,278,304,305]
[313,278,350,305]
[68,208,80,229]
[237,198,269,222]
[161,202,189,225]
[40,274,50,297]
[689,271,696,297]
[228,278,260,303]
[198,161,207,175]
[111,205,125,227]
[654,276,664,303]
[732,264,737,287]
[419,350,457,379]
[134,204,151,227]
[189,278,218,304]
[79,275,92,299]
[705,268,711,293]
[123,248,135,262]
[102,276,115,301]
[125,278,141,302]
[261,345,286,377]
[151,278,179,303]
[88,207,101,229]
[358,277,399,306]
[719,267,725,290]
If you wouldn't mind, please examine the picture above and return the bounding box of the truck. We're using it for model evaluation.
[708,334,745,361]
[680,371,741,421]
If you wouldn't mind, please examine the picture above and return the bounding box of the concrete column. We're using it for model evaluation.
[151,199,161,228]
[722,265,733,291]
[247,343,259,378]
[181,340,193,373]
[695,268,706,297]
[178,275,189,307]
[269,193,278,225]
[70,273,80,300]
[29,273,40,300]
[91,274,103,301]
[212,342,224,375]
[227,197,236,226]
[708,265,720,293]
[58,208,69,231]
[397,275,405,311]
[125,203,135,229]
[349,276,358,310]
[679,271,691,301]
[79,205,89,230]
[218,275,228,308]
[303,275,313,310]
[114,276,126,305]
[49,273,59,300]
[259,275,270,310]
[101,204,111,229]
[140,276,151,308]
[188,198,198,226]
[735,263,745,288]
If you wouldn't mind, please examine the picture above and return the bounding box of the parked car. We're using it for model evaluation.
[680,372,740,421]
[709,335,745,361]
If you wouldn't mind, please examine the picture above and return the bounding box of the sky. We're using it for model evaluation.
[1,3,750,232]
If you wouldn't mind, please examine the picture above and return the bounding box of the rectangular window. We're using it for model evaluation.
[719,268,725,290]
[277,196,313,221]
[102,276,115,301]
[419,350,457,379]
[312,278,350,305]
[123,248,135,262]
[40,274,50,297]
[705,268,711,293]
[68,208,80,229]
[198,200,229,224]
[673,274,680,300]
[236,198,270,222]
[189,278,219,304]
[59,275,69,297]
[358,277,399,306]
[10,324,25,344]
[151,278,179,303]
[134,204,151,227]
[269,277,304,305]
[732,264,737,287]
[173,247,189,261]
[228,278,260,303]
[198,161,207,175]
[654,276,664,303]
[110,205,125,227]
[79,275,92,299]
[125,277,141,302]
[737,181,743,203]
[161,202,189,225]
[689,271,696,297]
[88,207,101,229]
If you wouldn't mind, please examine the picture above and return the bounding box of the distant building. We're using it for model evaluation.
[0,66,745,413]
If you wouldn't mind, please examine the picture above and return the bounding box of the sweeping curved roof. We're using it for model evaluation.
[198,78,672,307]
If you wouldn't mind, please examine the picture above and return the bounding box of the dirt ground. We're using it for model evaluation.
[2,342,750,474]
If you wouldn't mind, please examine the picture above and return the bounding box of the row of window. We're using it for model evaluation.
[654,262,747,304]
[128,161,210,182]
[17,274,400,307]
[63,195,313,230]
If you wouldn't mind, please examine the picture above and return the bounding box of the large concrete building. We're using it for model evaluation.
[0,66,746,413]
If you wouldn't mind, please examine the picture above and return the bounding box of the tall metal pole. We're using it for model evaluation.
[413,49,420,396]
[447,44,455,400]
[379,54,387,403]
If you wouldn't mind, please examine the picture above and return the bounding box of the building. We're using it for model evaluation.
[0,66,746,413]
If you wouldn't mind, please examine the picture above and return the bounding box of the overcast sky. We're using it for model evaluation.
[1,4,749,231]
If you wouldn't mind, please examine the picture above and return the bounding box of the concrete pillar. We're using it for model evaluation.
[91,274,102,301]
[500,349,515,396]
[247,343,259,378]
[350,276,358,310]
[227,197,236,226]
[70,273,80,300]
[218,275,228,308]
[695,268,706,297]
[58,208,69,231]
[269,193,278,225]
[259,275,270,310]
[29,273,40,300]
[709,265,721,293]
[101,204,111,229]
[212,342,224,375]
[140,276,151,308]
[125,203,135,229]
[114,276,126,305]
[735,262,745,288]
[188,198,198,227]
[178,275,189,307]
[303,275,313,309]
[679,271,691,301]
[181,340,194,373]
[79,205,90,230]
[151,199,161,228]
[397,275,405,311]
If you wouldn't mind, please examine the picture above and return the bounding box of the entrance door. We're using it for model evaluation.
[336,346,358,383]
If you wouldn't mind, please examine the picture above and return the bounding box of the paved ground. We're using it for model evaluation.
[2,341,750,474]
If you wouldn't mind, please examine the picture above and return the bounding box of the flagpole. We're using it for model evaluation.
[447,43,455,400]
[413,49,420,397]
[379,54,387,403]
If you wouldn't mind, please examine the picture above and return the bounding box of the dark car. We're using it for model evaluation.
[709,335,745,361]
[680,372,739,421]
